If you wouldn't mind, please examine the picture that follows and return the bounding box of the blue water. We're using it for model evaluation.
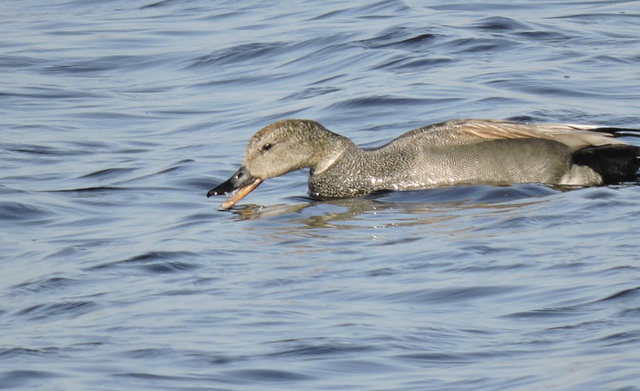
[2,1,640,390]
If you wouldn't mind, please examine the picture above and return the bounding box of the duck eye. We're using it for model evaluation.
[262,143,272,151]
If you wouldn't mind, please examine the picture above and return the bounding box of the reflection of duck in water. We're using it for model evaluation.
[208,119,640,209]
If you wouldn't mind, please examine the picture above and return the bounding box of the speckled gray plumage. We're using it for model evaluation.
[211,118,640,204]
[308,137,582,198]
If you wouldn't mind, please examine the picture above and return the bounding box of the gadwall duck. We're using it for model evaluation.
[207,119,640,208]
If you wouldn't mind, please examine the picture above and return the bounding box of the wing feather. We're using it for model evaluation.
[398,119,623,150]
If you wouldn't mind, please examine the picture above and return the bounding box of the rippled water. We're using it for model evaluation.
[2,1,640,390]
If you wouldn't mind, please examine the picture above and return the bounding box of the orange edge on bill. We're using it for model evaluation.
[220,178,263,209]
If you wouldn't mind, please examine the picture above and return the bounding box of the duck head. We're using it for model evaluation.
[207,119,345,208]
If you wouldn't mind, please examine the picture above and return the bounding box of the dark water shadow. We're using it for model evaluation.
[221,183,567,225]
[219,180,640,229]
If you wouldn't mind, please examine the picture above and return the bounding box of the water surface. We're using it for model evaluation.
[2,1,640,390]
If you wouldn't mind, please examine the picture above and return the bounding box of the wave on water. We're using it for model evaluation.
[2,1,640,390]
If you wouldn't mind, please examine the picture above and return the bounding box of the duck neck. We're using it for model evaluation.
[309,138,393,198]
[309,140,416,198]
[309,131,356,175]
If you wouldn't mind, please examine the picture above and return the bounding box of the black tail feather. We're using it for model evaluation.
[572,144,640,184]
[590,127,640,139]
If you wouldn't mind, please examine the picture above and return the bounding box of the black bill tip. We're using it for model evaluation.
[206,166,251,198]
[206,166,263,207]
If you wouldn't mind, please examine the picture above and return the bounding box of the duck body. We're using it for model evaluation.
[208,119,640,208]
[310,136,583,198]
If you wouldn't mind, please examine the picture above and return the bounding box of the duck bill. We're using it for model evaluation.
[207,166,263,209]
[219,177,262,209]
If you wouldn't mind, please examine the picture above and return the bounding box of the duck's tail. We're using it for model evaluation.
[589,126,640,139]
[572,143,640,184]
